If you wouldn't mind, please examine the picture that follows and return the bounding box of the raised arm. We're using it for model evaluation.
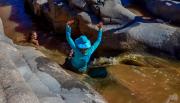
[66,20,76,50]
[89,22,103,54]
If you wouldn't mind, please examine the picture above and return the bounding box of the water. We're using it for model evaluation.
[85,54,180,103]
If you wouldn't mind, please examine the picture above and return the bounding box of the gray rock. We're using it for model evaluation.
[0,54,40,103]
[36,71,61,94]
[139,0,180,22]
[61,87,104,103]
[0,85,6,103]
[69,0,87,9]
[27,73,53,98]
[40,97,65,103]
[118,21,180,56]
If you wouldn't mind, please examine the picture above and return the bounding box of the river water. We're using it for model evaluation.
[0,0,180,103]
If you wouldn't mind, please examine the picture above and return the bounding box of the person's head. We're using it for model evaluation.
[75,35,91,54]
[31,31,37,39]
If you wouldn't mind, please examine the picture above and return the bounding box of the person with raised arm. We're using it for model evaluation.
[65,20,103,73]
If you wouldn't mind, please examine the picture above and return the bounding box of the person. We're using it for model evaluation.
[33,0,41,16]
[30,31,39,48]
[65,20,103,73]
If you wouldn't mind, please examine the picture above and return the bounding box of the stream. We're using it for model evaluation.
[0,0,180,103]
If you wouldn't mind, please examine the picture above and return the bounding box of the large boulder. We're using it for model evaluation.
[0,18,40,103]
[137,0,180,23]
[0,54,40,103]
[77,11,180,57]
[72,0,136,25]
[123,22,180,56]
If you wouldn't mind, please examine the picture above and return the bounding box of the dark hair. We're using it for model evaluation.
[31,31,37,35]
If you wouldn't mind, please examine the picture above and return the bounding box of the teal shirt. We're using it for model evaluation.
[66,25,103,72]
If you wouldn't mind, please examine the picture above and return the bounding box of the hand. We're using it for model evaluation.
[67,20,75,25]
[97,22,103,29]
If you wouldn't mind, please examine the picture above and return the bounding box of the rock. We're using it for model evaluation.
[0,54,40,103]
[69,0,87,10]
[36,71,61,94]
[40,97,65,103]
[27,73,54,98]
[138,0,180,23]
[90,0,135,25]
[35,56,73,84]
[78,11,180,57]
[0,85,6,103]
[124,22,179,54]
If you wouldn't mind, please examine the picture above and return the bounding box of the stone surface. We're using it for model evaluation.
[138,0,180,23]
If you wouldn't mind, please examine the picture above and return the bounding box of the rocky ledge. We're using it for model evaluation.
[0,18,106,103]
